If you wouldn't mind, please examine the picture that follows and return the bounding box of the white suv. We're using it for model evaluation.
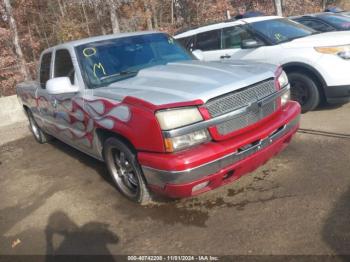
[174,16,350,112]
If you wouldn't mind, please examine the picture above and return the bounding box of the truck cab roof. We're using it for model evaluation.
[42,31,158,53]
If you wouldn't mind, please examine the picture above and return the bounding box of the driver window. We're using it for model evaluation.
[222,26,256,49]
[54,49,75,84]
[39,52,52,89]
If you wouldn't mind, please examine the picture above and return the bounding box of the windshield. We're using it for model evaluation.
[319,15,350,30]
[76,33,193,88]
[249,18,315,44]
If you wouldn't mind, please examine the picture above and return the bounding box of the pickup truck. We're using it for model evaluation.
[16,32,300,204]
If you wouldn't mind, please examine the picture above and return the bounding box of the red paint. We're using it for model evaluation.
[148,121,298,198]
[138,101,300,171]
[124,96,204,112]
[110,103,165,152]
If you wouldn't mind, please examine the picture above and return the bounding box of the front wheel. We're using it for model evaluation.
[103,137,152,205]
[288,72,320,113]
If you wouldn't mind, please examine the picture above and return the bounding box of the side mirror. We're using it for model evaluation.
[241,39,264,49]
[192,49,204,61]
[46,77,79,95]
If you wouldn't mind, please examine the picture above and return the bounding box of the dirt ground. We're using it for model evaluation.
[0,103,350,256]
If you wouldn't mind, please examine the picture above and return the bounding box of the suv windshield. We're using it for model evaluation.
[249,18,315,44]
[319,14,350,30]
[76,33,193,89]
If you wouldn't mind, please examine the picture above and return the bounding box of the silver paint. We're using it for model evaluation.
[107,106,131,122]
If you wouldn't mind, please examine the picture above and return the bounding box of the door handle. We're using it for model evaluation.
[51,98,58,108]
[220,54,231,59]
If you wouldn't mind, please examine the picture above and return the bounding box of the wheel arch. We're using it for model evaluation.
[23,105,30,116]
[95,128,137,157]
[282,62,327,102]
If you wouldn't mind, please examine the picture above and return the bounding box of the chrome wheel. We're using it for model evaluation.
[29,114,41,140]
[103,137,152,204]
[110,149,139,198]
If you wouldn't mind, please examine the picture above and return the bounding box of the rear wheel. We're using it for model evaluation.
[103,137,152,205]
[27,109,52,144]
[288,72,320,113]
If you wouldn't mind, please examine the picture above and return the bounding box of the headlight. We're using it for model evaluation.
[278,70,289,88]
[281,89,290,106]
[156,107,203,130]
[314,45,350,60]
[156,107,211,152]
[164,129,210,152]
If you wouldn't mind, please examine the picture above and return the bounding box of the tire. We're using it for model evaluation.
[27,109,52,144]
[288,72,320,113]
[103,137,152,205]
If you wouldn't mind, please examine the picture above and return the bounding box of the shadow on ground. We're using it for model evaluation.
[323,187,350,256]
[49,139,115,188]
[45,211,118,259]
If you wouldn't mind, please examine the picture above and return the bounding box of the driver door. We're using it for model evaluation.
[219,26,263,60]
[197,25,265,62]
[50,49,86,148]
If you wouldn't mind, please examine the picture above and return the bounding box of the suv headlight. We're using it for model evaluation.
[156,107,211,152]
[315,45,350,60]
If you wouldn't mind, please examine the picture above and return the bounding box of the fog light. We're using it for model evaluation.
[192,181,209,192]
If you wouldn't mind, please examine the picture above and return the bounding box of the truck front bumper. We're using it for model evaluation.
[138,101,300,198]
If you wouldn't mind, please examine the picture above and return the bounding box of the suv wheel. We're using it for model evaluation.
[288,72,320,113]
[103,137,152,205]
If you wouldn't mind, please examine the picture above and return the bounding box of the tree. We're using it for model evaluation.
[108,0,120,33]
[274,0,283,16]
[3,0,30,80]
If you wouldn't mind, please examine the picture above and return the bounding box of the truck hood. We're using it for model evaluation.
[282,31,350,48]
[94,60,276,106]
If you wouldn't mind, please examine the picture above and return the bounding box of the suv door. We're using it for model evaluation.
[194,29,223,61]
[195,25,265,61]
[221,25,266,60]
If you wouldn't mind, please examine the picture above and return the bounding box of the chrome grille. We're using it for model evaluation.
[206,79,278,136]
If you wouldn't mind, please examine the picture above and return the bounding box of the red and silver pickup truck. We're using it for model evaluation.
[16,32,300,204]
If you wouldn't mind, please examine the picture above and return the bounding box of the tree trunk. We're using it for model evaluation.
[152,11,158,29]
[58,0,65,17]
[108,0,120,33]
[274,0,283,16]
[81,0,91,36]
[171,0,174,24]
[3,0,30,80]
[95,2,107,35]
[144,3,153,30]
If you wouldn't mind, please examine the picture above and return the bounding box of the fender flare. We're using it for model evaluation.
[282,62,328,91]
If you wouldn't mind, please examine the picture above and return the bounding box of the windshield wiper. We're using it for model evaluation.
[100,70,138,81]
